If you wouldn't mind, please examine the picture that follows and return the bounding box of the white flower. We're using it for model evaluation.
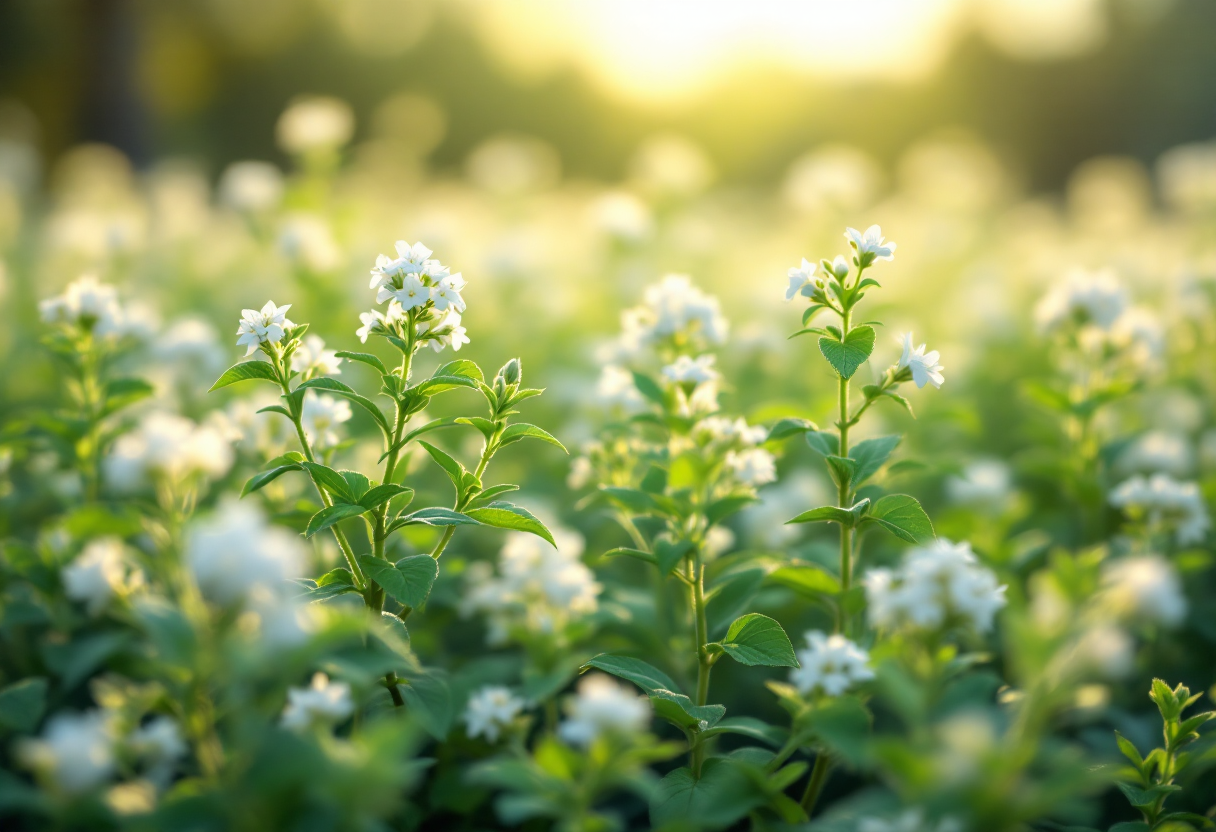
[945,460,1012,508]
[276,96,354,155]
[1034,268,1128,332]
[1110,306,1164,365]
[246,585,316,649]
[592,191,653,242]
[618,274,728,355]
[1070,625,1135,680]
[19,710,117,794]
[300,393,351,451]
[278,214,341,272]
[430,272,467,313]
[186,498,306,604]
[104,412,234,491]
[844,224,896,262]
[865,539,1007,634]
[725,448,777,487]
[1102,555,1187,627]
[157,317,226,374]
[661,354,719,385]
[465,686,525,743]
[290,334,342,379]
[858,809,962,832]
[218,161,283,213]
[789,631,874,697]
[281,673,354,730]
[785,258,815,301]
[1118,432,1191,478]
[596,365,643,408]
[557,674,650,747]
[235,300,293,357]
[128,717,187,768]
[897,332,945,389]
[387,273,428,308]
[694,416,767,447]
[1109,473,1210,545]
[567,456,594,489]
[418,309,469,353]
[61,538,129,615]
[39,274,125,335]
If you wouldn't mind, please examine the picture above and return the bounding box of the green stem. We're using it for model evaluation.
[837,309,853,636]
[689,554,712,776]
[799,754,832,815]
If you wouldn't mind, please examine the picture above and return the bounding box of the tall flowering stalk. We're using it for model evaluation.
[211,242,564,708]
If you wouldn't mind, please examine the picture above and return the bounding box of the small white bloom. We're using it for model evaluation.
[187,498,306,604]
[281,673,354,730]
[418,309,469,353]
[218,161,283,213]
[1034,268,1128,333]
[1109,473,1210,545]
[1118,432,1191,478]
[300,393,352,451]
[465,686,525,743]
[785,258,815,301]
[278,214,342,272]
[290,334,342,379]
[865,539,1007,634]
[395,240,433,270]
[858,809,962,832]
[661,353,718,385]
[1102,555,1187,627]
[618,275,728,355]
[725,448,777,487]
[596,365,643,408]
[1070,625,1135,679]
[844,224,896,261]
[128,717,187,767]
[557,673,650,747]
[276,96,354,155]
[945,460,1012,508]
[39,274,126,335]
[104,412,234,491]
[897,332,945,389]
[19,710,117,794]
[62,538,129,615]
[430,272,467,313]
[387,273,428,309]
[789,631,874,697]
[567,456,594,489]
[235,300,294,357]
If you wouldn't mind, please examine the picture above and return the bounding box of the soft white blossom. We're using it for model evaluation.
[417,308,469,353]
[785,258,816,301]
[278,214,342,272]
[1110,306,1165,365]
[1102,555,1187,627]
[235,300,294,356]
[1034,268,1128,332]
[281,673,354,729]
[694,416,767,447]
[592,191,653,242]
[897,332,945,389]
[105,412,233,491]
[39,274,126,335]
[1069,624,1135,679]
[945,460,1012,508]
[865,539,1007,633]
[61,538,130,615]
[858,809,962,832]
[789,631,874,697]
[128,716,187,774]
[844,224,896,261]
[300,393,351,451]
[557,674,650,747]
[662,354,719,385]
[596,364,643,408]
[1118,432,1191,478]
[388,273,429,309]
[430,272,467,313]
[290,334,342,379]
[725,448,777,487]
[19,710,117,793]
[618,274,728,355]
[218,161,283,213]
[1109,473,1210,545]
[276,96,354,155]
[465,686,525,743]
[157,317,226,374]
[186,498,306,604]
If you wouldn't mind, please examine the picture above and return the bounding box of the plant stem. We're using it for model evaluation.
[837,308,853,636]
[689,553,712,776]
[799,753,831,815]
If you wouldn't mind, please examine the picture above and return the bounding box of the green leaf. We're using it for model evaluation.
[582,654,682,695]
[434,359,484,383]
[802,304,827,325]
[419,441,468,494]
[305,504,368,538]
[602,547,658,566]
[414,375,480,396]
[698,716,788,747]
[861,494,935,544]
[805,431,840,456]
[209,360,279,391]
[1117,781,1180,809]
[339,470,371,501]
[706,494,758,526]
[714,613,798,667]
[358,555,439,609]
[805,696,871,765]
[650,760,766,829]
[0,678,48,733]
[399,671,453,740]
[640,464,668,494]
[241,463,302,496]
[786,505,857,527]
[788,326,829,339]
[766,418,818,442]
[455,416,497,440]
[818,325,875,379]
[600,486,663,514]
[464,502,556,546]
[824,455,858,492]
[1114,731,1143,768]
[101,377,154,415]
[706,568,766,638]
[654,538,695,574]
[298,377,391,437]
[650,690,726,732]
[849,435,901,485]
[360,483,414,510]
[301,461,356,503]
[768,564,841,597]
[390,507,479,530]
[469,483,521,506]
[333,350,386,375]
[632,371,666,405]
[498,423,567,453]
[300,568,359,602]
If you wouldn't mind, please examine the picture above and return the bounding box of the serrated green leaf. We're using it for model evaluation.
[849,435,901,485]
[698,716,788,747]
[469,483,521,506]
[339,469,371,500]
[464,502,555,546]
[414,375,479,396]
[861,494,934,544]
[818,325,875,379]
[434,359,484,383]
[359,555,439,609]
[650,760,765,829]
[716,613,798,667]
[390,507,478,530]
[455,416,497,440]
[602,546,658,566]
[209,360,279,391]
[300,568,359,602]
[419,440,468,494]
[301,461,356,503]
[305,503,367,538]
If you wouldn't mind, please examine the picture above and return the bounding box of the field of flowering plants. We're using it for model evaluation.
[4,71,1216,832]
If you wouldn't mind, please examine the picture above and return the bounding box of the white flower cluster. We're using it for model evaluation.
[618,274,728,356]
[1101,555,1188,628]
[281,673,354,730]
[660,353,722,418]
[18,708,186,795]
[39,274,146,338]
[105,411,234,492]
[1035,269,1164,366]
[291,334,342,380]
[1118,431,1191,478]
[301,393,352,451]
[236,300,294,357]
[557,673,650,747]
[358,241,469,352]
[946,459,1013,509]
[276,96,354,156]
[865,539,1008,634]
[724,448,777,487]
[464,685,526,743]
[1109,473,1210,545]
[858,809,962,832]
[789,631,874,697]
[61,538,142,616]
[461,528,601,645]
[845,224,897,262]
[897,332,945,389]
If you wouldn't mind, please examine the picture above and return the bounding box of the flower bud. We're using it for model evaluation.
[500,358,522,386]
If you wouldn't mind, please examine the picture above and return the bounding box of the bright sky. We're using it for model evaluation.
[464,0,1111,104]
